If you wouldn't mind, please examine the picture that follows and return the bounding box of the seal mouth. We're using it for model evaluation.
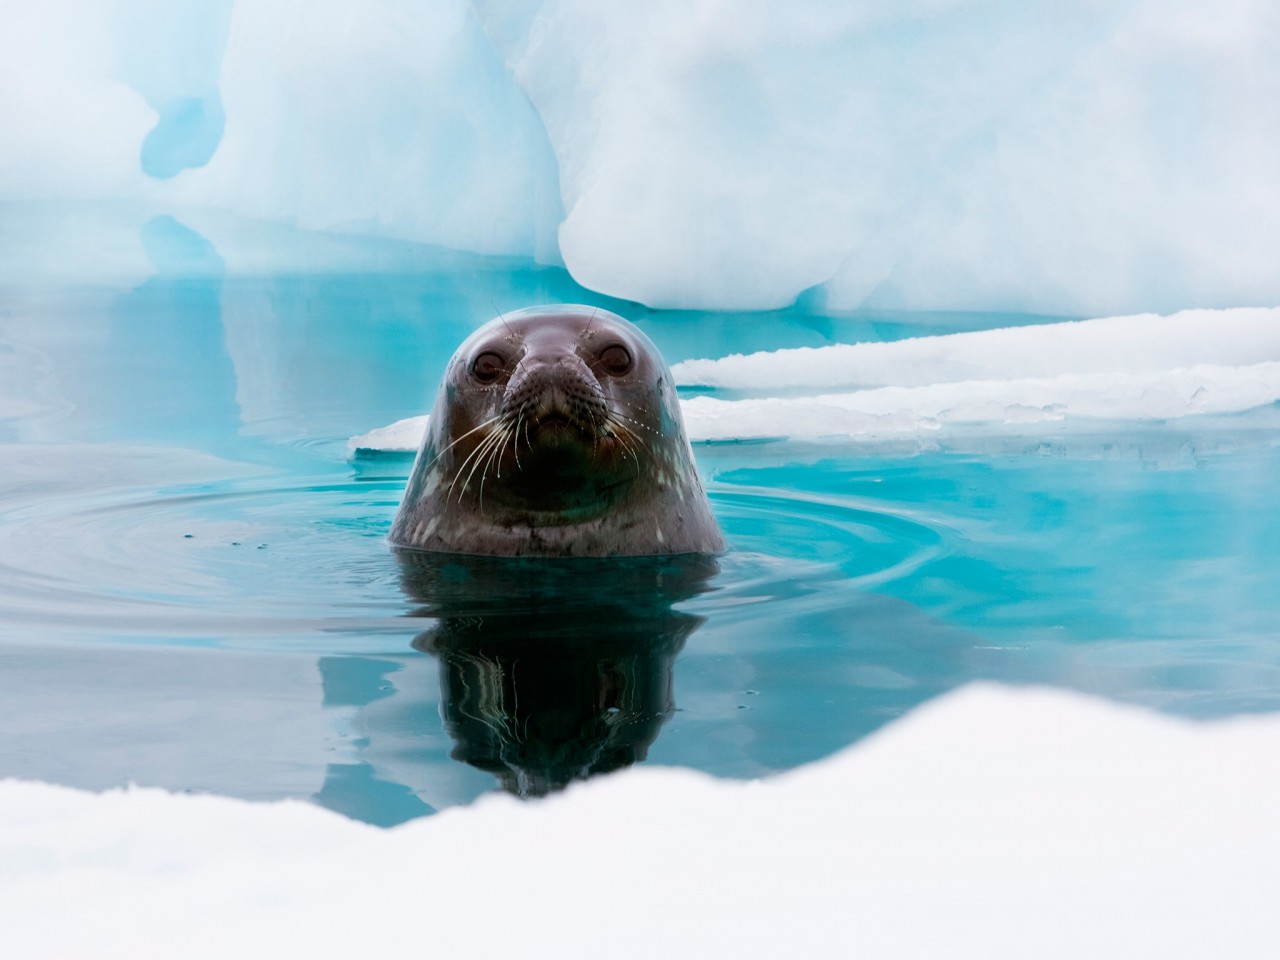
[524,410,596,445]
[460,398,644,518]
[502,357,610,437]
[436,344,651,517]
[502,374,612,454]
[487,436,631,518]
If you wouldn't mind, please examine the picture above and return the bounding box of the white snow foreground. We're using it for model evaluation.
[351,307,1280,450]
[2,684,1278,959]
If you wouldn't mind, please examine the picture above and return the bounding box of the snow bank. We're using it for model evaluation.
[353,307,1280,449]
[675,307,1280,391]
[676,306,1280,440]
[682,363,1280,441]
[4,684,1279,958]
[3,2,1278,313]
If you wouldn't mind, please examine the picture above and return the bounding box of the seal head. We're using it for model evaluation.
[389,305,724,556]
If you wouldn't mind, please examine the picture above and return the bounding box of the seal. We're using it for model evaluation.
[389,304,724,557]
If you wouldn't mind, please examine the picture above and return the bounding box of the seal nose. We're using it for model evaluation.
[531,380,572,421]
[502,352,608,433]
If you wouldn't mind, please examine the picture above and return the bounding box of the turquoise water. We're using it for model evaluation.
[2,209,1278,824]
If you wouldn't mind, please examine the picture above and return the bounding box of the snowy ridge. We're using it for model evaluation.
[3,684,1280,958]
[352,308,1280,449]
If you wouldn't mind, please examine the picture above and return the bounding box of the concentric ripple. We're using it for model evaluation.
[0,471,409,644]
[0,448,950,654]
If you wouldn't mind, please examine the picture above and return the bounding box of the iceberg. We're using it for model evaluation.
[2,1,1277,313]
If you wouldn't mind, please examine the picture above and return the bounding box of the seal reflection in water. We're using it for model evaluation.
[400,551,718,797]
[391,305,722,794]
[389,304,723,556]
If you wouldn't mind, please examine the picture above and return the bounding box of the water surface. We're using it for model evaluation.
[2,207,1277,824]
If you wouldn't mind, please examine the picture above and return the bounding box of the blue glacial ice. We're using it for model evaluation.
[2,0,1278,314]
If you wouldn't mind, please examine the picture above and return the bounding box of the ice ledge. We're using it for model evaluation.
[352,307,1280,449]
[347,414,429,455]
[3,682,1279,957]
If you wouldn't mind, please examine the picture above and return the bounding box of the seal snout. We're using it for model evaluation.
[502,353,608,437]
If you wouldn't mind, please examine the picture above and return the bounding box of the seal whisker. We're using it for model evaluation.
[446,428,499,498]
[617,431,643,471]
[511,407,526,471]
[606,412,647,455]
[606,418,636,457]
[464,425,513,502]
[608,410,663,440]
[610,409,655,427]
[603,414,645,474]
[450,424,510,502]
[476,430,501,509]
[492,423,509,480]
[478,432,501,514]
[426,414,505,470]
[477,424,513,512]
[491,299,517,341]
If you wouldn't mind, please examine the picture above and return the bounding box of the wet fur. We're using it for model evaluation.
[389,305,724,557]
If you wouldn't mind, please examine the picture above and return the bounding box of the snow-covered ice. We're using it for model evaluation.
[676,306,1280,440]
[3,684,1279,958]
[352,306,1280,450]
[349,414,430,456]
[673,307,1280,391]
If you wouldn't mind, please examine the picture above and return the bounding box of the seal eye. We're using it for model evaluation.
[599,344,632,377]
[472,351,505,384]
